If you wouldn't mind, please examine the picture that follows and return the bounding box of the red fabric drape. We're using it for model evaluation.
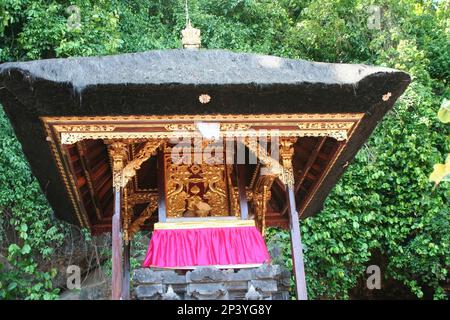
[142,226,270,268]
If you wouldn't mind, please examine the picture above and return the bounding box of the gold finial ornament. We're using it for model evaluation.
[181,21,201,49]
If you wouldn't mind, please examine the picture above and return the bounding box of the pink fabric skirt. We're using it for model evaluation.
[142,226,270,268]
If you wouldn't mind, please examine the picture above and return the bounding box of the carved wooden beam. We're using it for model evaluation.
[121,140,164,188]
[242,138,283,175]
[243,137,297,188]
[107,140,162,243]
[128,200,158,239]
[127,192,158,205]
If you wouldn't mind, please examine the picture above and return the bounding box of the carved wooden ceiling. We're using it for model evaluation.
[49,132,350,233]
[40,113,363,234]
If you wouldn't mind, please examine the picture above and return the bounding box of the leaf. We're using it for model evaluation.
[429,157,450,186]
[437,98,450,123]
[21,244,31,255]
[20,223,28,232]
[8,243,20,255]
[7,282,17,292]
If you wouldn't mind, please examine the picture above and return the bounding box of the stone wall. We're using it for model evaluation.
[133,264,291,300]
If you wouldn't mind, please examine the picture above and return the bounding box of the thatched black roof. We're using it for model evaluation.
[0,49,410,227]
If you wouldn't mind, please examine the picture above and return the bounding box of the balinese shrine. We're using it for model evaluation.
[0,24,410,300]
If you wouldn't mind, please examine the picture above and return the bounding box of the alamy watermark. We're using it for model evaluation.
[366,265,381,290]
[66,265,81,290]
[66,5,81,31]
[367,5,381,30]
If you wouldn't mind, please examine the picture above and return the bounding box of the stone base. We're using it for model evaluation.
[133,264,291,300]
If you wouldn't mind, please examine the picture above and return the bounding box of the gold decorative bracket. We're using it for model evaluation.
[106,139,164,190]
[128,199,158,240]
[279,137,298,188]
[242,137,296,186]
[121,140,164,188]
[106,141,128,190]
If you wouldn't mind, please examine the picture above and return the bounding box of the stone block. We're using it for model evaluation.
[250,280,278,293]
[252,264,282,280]
[229,269,253,281]
[170,283,187,295]
[132,265,290,300]
[161,270,186,284]
[133,269,162,284]
[187,283,228,300]
[135,284,164,300]
[228,291,246,300]
[245,285,263,300]
[225,281,249,291]
[280,266,291,279]
[187,266,225,283]
[161,285,181,300]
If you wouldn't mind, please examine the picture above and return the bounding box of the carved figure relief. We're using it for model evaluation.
[165,153,231,218]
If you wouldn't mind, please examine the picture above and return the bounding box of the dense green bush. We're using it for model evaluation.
[0,0,448,299]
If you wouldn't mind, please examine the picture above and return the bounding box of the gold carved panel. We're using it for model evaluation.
[164,153,231,218]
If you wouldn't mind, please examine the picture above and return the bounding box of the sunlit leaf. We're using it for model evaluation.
[437,98,450,123]
[429,157,450,186]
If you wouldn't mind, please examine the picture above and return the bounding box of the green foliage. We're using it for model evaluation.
[0,107,67,299]
[0,0,448,299]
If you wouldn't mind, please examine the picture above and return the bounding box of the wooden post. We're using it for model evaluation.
[286,185,308,300]
[121,241,130,300]
[236,164,249,220]
[157,147,167,222]
[112,187,123,300]
[280,137,308,300]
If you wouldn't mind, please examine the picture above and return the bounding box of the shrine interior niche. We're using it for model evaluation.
[165,155,236,219]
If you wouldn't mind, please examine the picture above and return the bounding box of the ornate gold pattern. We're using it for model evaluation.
[42,122,87,228]
[121,140,164,188]
[128,199,158,239]
[60,129,350,144]
[53,125,115,132]
[166,163,190,217]
[164,123,252,132]
[164,124,196,131]
[127,192,158,205]
[241,137,291,186]
[242,138,282,173]
[297,122,354,130]
[122,186,130,243]
[202,165,228,216]
[220,123,252,131]
[39,113,364,230]
[279,137,298,188]
[45,113,362,145]
[106,141,128,190]
[165,153,231,218]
